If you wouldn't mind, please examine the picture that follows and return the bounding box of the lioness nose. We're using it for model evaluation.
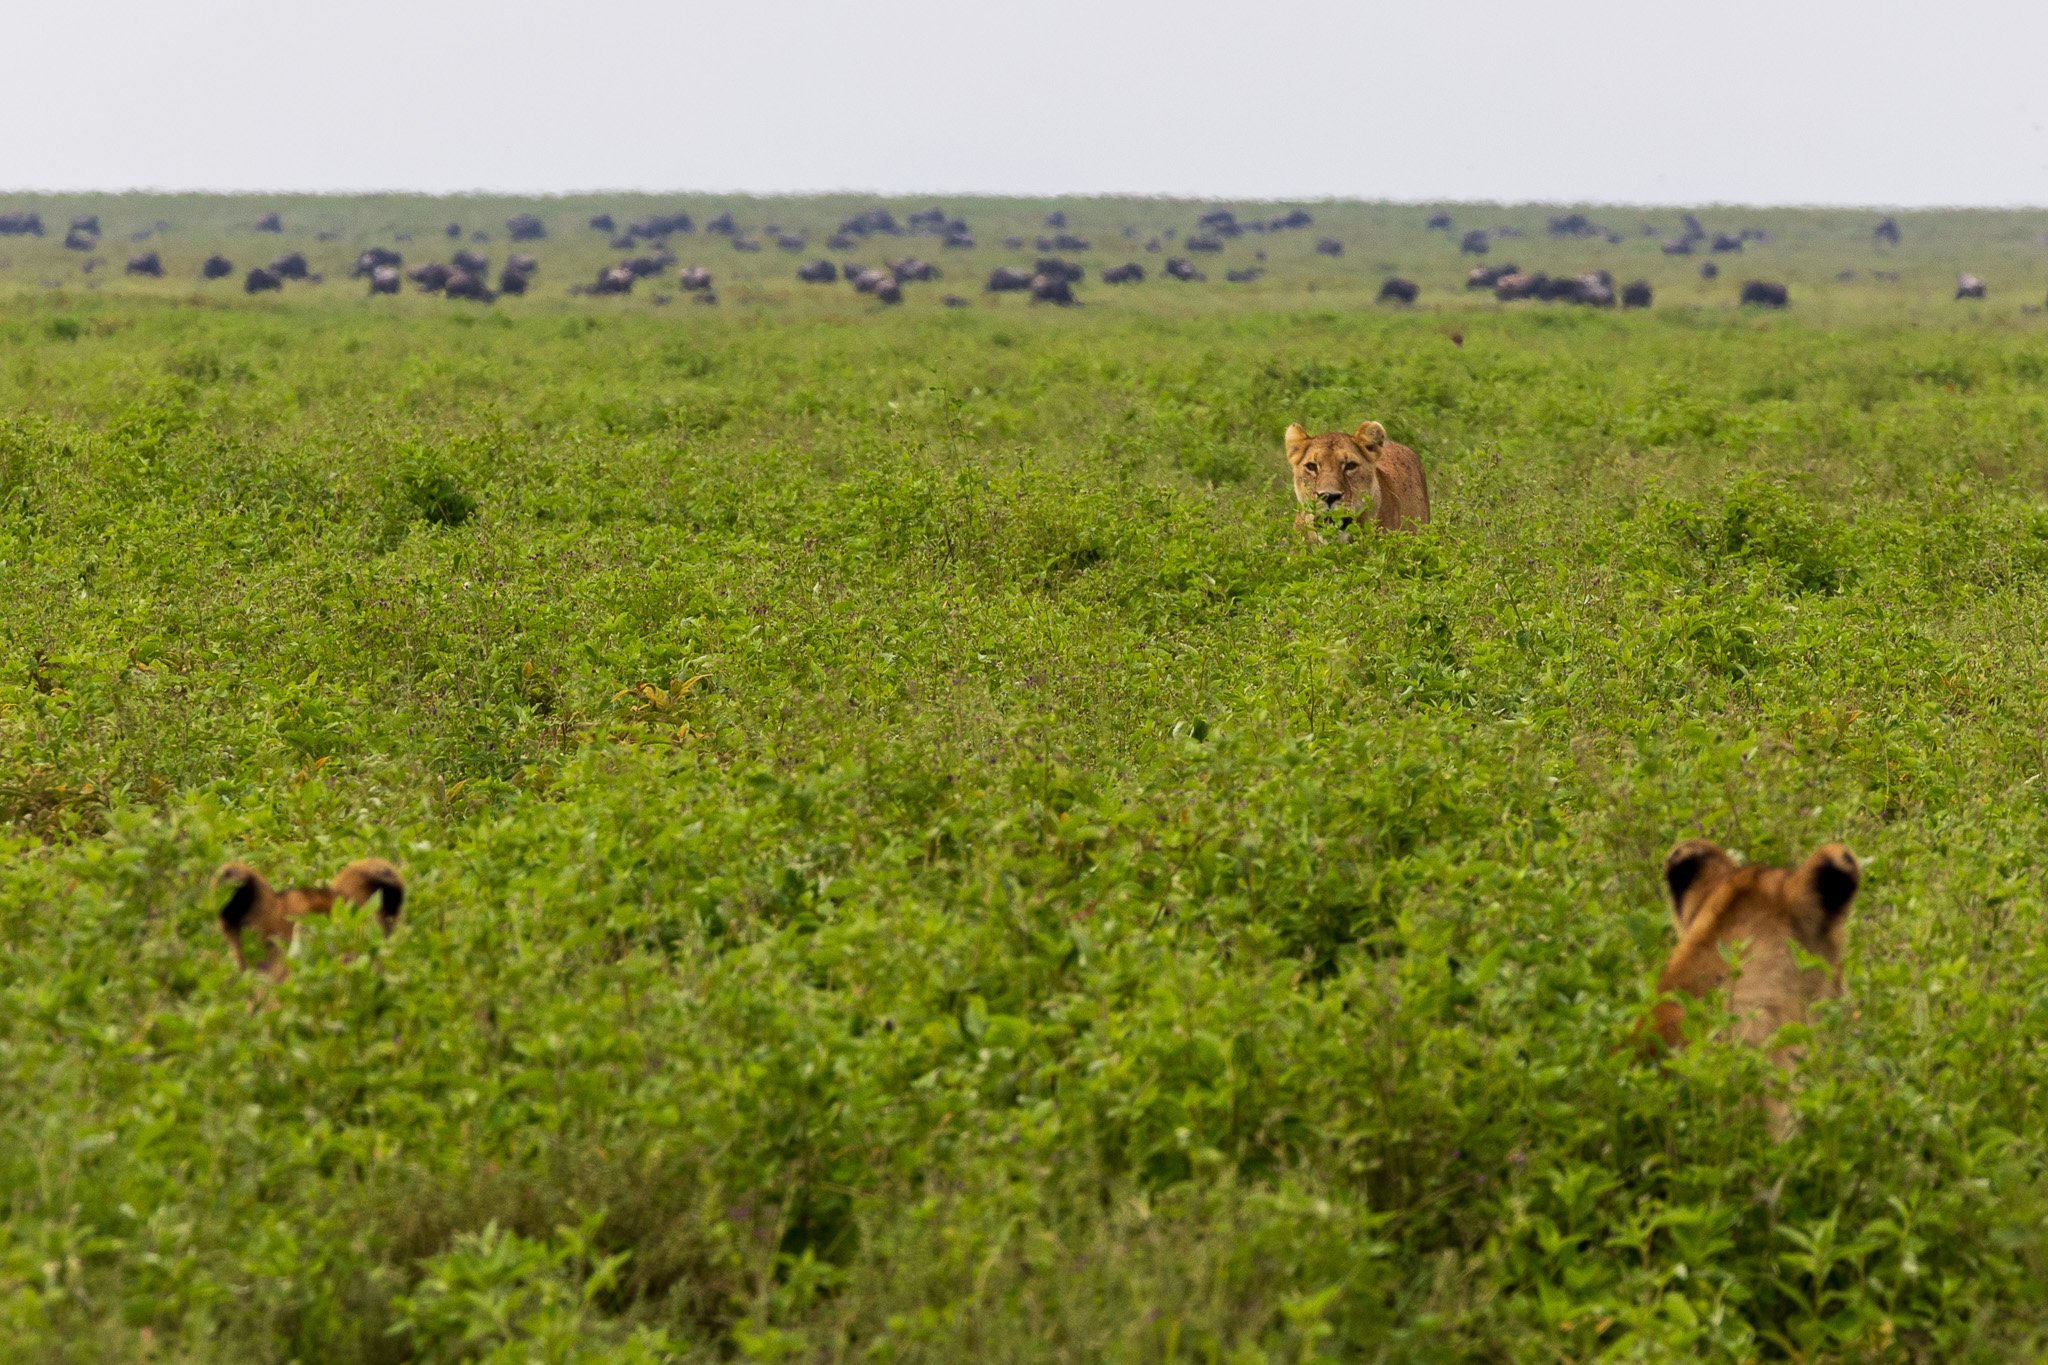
[1318,491,1344,508]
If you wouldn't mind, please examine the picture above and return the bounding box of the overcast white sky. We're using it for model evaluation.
[11,0,2048,206]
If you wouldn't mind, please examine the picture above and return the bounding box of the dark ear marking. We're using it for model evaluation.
[1809,845,1860,924]
[1662,839,1730,929]
[219,879,258,934]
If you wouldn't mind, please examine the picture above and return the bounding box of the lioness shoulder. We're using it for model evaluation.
[1283,420,1430,541]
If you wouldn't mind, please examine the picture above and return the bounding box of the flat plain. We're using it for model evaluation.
[6,194,2048,1362]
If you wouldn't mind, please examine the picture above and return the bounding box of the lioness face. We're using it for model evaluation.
[1284,422,1382,524]
[1652,839,1861,1054]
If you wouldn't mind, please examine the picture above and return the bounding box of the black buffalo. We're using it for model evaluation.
[407,262,454,292]
[1467,263,1519,289]
[1874,216,1901,246]
[244,267,283,293]
[1377,277,1419,303]
[1101,263,1144,284]
[451,248,489,276]
[1315,237,1343,257]
[705,212,738,236]
[1226,267,1264,284]
[797,260,838,284]
[890,257,939,283]
[986,266,1034,292]
[444,271,494,301]
[1621,280,1652,308]
[63,226,95,251]
[201,255,234,280]
[588,213,616,232]
[678,265,713,292]
[1030,273,1075,304]
[368,265,400,295]
[1739,280,1789,308]
[1460,229,1490,255]
[1164,257,1204,282]
[255,212,282,232]
[1425,212,1452,231]
[269,252,311,280]
[1956,273,1986,300]
[0,212,45,236]
[124,252,163,277]
[505,214,547,242]
[351,247,402,277]
[1183,235,1224,253]
[1271,209,1313,230]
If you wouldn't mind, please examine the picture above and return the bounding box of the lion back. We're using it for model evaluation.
[1373,439,1431,531]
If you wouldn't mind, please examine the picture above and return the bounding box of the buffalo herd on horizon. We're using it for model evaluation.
[0,205,1993,312]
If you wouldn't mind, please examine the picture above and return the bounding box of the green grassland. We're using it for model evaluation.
[7,194,2048,1361]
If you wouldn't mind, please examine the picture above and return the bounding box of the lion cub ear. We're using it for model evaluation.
[1662,839,1735,932]
[1800,843,1860,928]
[1354,420,1387,451]
[1284,423,1309,460]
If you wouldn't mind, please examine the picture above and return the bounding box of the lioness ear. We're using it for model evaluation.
[1662,839,1734,932]
[1284,423,1309,460]
[1802,843,1860,928]
[1354,420,1387,450]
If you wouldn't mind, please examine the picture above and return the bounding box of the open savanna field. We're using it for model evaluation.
[9,195,2048,1362]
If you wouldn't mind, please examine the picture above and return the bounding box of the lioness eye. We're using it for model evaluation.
[1302,462,1317,473]
[1343,461,1360,472]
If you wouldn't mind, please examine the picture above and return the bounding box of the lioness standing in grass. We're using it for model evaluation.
[1646,839,1861,1137]
[1284,420,1431,541]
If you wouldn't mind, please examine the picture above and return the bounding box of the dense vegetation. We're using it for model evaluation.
[6,197,2048,1361]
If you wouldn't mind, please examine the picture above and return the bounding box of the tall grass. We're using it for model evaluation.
[4,211,2048,1360]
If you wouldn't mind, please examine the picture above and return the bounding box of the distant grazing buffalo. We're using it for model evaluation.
[1700,262,1720,280]
[797,260,838,283]
[706,213,738,236]
[499,256,536,294]
[678,265,713,292]
[368,265,400,295]
[1874,216,1901,246]
[1621,280,1652,308]
[0,212,45,236]
[255,212,282,232]
[1101,262,1144,284]
[629,213,694,239]
[201,255,233,280]
[407,262,454,292]
[1459,229,1490,255]
[444,271,494,301]
[840,209,900,237]
[1270,209,1313,230]
[452,248,489,276]
[71,214,99,234]
[1426,212,1452,231]
[505,214,547,242]
[1710,233,1744,253]
[1377,277,1419,304]
[1547,212,1600,238]
[1043,210,1067,228]
[942,230,975,249]
[124,252,163,277]
[587,265,636,295]
[1740,280,1789,308]
[445,224,463,239]
[1956,273,1986,299]
[986,266,1034,292]
[1184,235,1224,253]
[1226,267,1264,284]
[269,252,311,280]
[775,234,806,252]
[1033,257,1083,285]
[63,226,95,251]
[1164,257,1204,282]
[1030,273,1075,304]
[1315,237,1343,256]
[1467,263,1519,289]
[1661,238,1695,255]
[244,267,283,293]
[730,237,763,253]
[890,257,939,283]
[1197,210,1241,238]
[588,213,616,232]
[351,247,402,277]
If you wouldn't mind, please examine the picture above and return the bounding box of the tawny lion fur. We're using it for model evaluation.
[1283,420,1431,541]
[1645,839,1861,1134]
[213,857,406,980]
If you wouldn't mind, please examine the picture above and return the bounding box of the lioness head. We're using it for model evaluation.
[1650,839,1861,1056]
[1284,421,1386,524]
